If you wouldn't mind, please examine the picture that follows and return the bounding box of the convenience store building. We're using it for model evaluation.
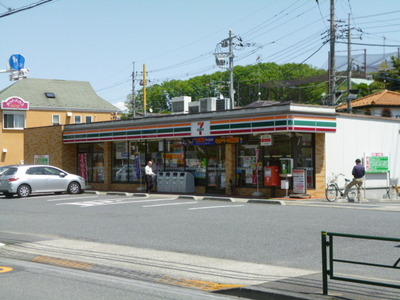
[24,101,400,199]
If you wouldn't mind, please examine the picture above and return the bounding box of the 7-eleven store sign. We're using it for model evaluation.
[192,121,210,136]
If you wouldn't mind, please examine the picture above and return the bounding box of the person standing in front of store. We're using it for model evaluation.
[145,160,155,193]
[344,158,365,203]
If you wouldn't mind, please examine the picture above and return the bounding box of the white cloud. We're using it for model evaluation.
[113,101,128,112]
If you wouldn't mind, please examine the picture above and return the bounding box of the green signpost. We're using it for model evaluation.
[365,153,389,174]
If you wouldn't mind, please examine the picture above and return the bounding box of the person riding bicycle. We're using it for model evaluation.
[344,158,365,203]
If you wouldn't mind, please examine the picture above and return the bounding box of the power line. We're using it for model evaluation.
[0,0,54,18]
[337,41,400,47]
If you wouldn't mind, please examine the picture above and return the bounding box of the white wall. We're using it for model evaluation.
[369,107,400,118]
[325,115,400,199]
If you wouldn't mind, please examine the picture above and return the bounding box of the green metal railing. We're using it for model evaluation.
[321,231,400,295]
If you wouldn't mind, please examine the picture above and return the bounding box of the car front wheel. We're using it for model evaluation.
[68,182,81,194]
[17,184,31,198]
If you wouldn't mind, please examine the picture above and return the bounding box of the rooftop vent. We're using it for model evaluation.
[45,92,56,98]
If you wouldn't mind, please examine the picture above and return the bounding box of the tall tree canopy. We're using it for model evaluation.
[124,62,328,117]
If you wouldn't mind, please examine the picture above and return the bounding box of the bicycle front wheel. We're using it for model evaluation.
[325,184,338,202]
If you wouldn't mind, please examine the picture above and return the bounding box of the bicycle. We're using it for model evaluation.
[386,178,399,200]
[325,173,357,202]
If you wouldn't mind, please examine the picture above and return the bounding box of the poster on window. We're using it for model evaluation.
[79,154,88,181]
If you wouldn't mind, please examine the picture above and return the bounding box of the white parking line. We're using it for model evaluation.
[56,198,178,208]
[143,201,197,208]
[48,196,99,202]
[189,205,244,210]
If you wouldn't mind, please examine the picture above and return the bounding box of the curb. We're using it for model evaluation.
[202,196,233,202]
[177,195,201,201]
[247,199,286,205]
[105,192,131,196]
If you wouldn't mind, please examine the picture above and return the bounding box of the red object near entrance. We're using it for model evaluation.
[264,166,280,186]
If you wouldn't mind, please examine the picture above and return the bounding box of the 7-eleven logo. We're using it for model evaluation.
[192,121,210,136]
[197,122,204,135]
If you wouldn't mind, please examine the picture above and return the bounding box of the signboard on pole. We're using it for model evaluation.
[364,153,389,173]
[9,54,25,71]
[292,168,307,194]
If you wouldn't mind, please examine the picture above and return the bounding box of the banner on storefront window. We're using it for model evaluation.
[183,136,244,146]
[79,154,88,181]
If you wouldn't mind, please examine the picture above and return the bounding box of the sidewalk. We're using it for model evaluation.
[217,272,400,299]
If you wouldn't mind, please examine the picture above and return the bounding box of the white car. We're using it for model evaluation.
[0,165,85,198]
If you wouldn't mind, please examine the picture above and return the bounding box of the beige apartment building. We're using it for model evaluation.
[0,78,119,166]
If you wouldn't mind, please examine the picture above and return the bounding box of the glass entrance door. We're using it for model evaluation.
[206,145,226,194]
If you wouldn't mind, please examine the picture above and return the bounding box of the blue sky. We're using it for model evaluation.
[0,0,399,110]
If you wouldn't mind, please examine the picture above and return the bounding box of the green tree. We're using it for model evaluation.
[124,62,328,116]
[373,56,400,91]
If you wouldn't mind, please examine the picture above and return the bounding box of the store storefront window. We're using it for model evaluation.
[185,145,207,185]
[236,133,315,189]
[77,143,104,182]
[237,135,261,187]
[113,141,145,183]
[147,140,164,172]
[292,133,314,188]
[164,140,185,171]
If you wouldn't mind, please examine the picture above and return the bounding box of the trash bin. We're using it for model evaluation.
[164,172,171,192]
[157,172,165,192]
[170,172,179,192]
[178,172,195,193]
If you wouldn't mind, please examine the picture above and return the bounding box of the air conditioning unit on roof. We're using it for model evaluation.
[188,101,199,114]
[216,98,231,111]
[171,96,191,114]
[199,97,217,112]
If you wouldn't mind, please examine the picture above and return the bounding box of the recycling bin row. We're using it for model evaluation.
[157,171,195,193]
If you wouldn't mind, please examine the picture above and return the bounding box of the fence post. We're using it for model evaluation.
[321,231,328,295]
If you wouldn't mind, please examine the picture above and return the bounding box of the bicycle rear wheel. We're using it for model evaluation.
[347,187,358,201]
[325,184,338,202]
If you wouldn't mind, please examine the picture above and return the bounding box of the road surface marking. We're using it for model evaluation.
[0,266,13,273]
[158,276,245,291]
[32,256,95,270]
[48,196,99,202]
[56,198,178,207]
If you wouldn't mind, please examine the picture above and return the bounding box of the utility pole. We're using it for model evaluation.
[214,30,253,109]
[364,49,367,78]
[347,14,352,91]
[143,64,147,117]
[228,30,235,110]
[132,62,136,118]
[329,0,336,106]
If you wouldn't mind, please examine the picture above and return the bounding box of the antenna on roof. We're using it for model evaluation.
[0,54,29,81]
